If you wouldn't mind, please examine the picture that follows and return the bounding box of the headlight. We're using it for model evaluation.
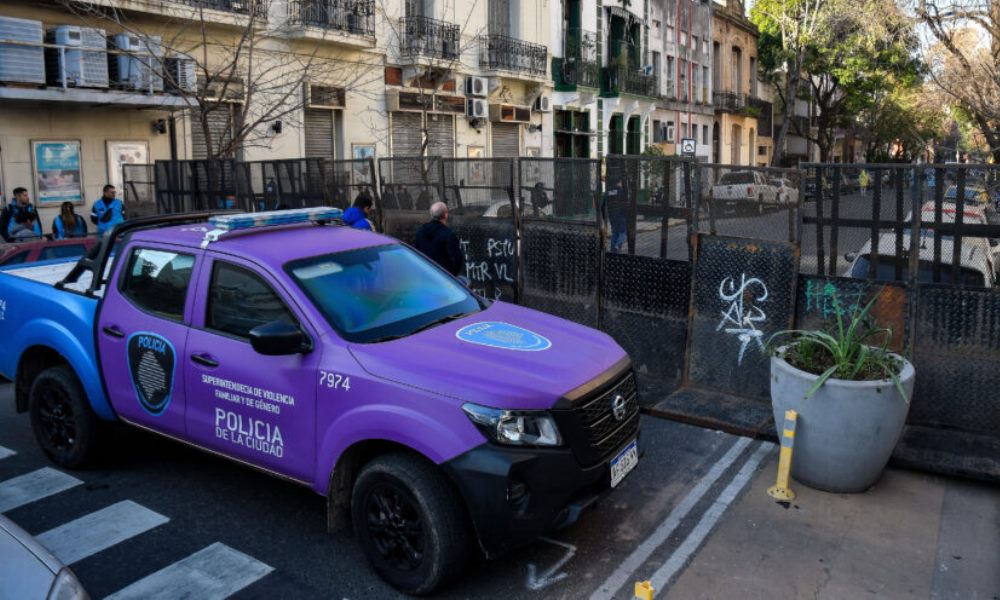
[47,568,89,600]
[462,403,562,447]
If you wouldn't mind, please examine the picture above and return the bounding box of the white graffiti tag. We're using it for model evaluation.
[716,274,769,365]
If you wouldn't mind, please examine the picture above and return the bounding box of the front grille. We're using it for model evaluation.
[573,371,639,459]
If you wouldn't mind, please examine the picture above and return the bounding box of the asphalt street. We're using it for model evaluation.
[633,189,920,276]
[0,382,774,599]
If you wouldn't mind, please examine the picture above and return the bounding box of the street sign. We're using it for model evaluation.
[680,138,696,156]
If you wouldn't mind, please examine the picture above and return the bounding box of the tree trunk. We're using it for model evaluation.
[770,51,803,167]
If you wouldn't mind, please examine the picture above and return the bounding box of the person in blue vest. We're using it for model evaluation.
[52,201,88,239]
[90,184,125,236]
[342,195,374,231]
[1,187,42,242]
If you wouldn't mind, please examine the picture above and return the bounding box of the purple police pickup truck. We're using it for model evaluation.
[0,208,640,594]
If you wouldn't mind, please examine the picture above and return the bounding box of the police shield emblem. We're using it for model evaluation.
[127,332,176,415]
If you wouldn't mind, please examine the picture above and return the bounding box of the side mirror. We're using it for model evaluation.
[249,321,309,356]
[844,251,858,263]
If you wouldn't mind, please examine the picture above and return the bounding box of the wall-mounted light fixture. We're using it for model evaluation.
[271,121,283,134]
[152,119,167,134]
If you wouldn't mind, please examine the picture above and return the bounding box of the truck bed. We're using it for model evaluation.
[2,259,99,296]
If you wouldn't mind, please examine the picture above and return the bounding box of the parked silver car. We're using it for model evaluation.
[0,515,88,600]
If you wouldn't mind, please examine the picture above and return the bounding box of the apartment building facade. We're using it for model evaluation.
[710,0,769,166]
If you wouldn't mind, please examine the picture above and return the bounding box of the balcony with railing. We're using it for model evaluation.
[400,15,460,61]
[287,0,375,41]
[80,0,268,24]
[479,34,548,78]
[713,91,746,113]
[553,29,599,90]
[178,0,267,16]
[601,60,658,98]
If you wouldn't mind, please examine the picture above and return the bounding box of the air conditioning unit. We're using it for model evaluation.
[466,97,487,118]
[465,75,488,97]
[533,95,551,112]
[46,26,109,88]
[165,56,196,94]
[0,16,45,85]
[109,33,163,92]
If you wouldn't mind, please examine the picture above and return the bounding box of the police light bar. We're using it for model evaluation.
[209,206,343,231]
[202,206,343,248]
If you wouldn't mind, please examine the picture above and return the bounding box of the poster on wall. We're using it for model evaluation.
[106,141,150,198]
[352,144,375,186]
[467,146,485,184]
[32,141,83,204]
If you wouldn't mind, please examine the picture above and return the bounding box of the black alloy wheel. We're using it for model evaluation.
[29,365,100,468]
[36,384,77,454]
[364,482,426,572]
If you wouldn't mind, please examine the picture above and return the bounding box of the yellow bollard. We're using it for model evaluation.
[768,409,797,501]
[634,580,654,600]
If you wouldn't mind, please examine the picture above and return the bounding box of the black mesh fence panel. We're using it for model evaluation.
[153,160,254,213]
[378,157,445,212]
[242,158,378,212]
[518,158,601,222]
[442,158,516,218]
[121,164,157,218]
[693,163,801,247]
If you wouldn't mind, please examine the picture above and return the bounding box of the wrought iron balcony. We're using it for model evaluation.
[287,0,375,36]
[400,15,460,60]
[480,34,547,77]
[554,29,599,89]
[601,63,658,98]
[713,91,746,113]
[177,0,268,17]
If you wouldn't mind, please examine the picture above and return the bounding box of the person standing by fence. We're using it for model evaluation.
[859,169,870,199]
[415,202,463,276]
[343,196,375,231]
[52,201,88,239]
[91,184,125,236]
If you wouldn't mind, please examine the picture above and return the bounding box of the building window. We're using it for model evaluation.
[666,56,675,97]
[703,124,709,145]
[692,35,698,51]
[666,121,675,143]
[703,39,708,55]
[731,46,743,95]
[666,26,674,43]
[679,59,687,101]
[750,57,757,96]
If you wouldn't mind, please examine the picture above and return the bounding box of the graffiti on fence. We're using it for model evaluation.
[716,274,769,365]
[459,236,515,301]
[803,279,865,320]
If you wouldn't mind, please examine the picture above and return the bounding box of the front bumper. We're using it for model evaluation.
[442,435,640,558]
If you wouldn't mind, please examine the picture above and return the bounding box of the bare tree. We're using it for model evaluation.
[915,0,1000,162]
[64,0,383,159]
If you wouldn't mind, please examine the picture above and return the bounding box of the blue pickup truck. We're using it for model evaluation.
[0,209,640,594]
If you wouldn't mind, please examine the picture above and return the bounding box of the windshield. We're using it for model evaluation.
[287,244,482,343]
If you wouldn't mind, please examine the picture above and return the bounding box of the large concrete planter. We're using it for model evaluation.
[770,347,915,493]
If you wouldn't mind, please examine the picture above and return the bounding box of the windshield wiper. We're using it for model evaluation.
[367,311,477,344]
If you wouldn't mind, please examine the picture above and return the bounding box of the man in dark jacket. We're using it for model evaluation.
[1,187,41,242]
[414,202,463,276]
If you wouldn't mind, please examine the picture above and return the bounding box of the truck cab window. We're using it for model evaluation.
[207,261,297,339]
[121,248,195,321]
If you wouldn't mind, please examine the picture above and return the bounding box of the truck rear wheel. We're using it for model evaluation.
[29,365,100,469]
[351,452,469,595]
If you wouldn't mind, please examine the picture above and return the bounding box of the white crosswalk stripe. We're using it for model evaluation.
[0,467,82,513]
[0,446,15,460]
[37,500,169,565]
[104,542,274,600]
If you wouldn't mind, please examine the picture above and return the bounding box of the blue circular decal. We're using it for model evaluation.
[455,322,552,352]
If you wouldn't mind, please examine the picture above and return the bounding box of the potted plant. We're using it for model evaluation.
[768,294,915,493]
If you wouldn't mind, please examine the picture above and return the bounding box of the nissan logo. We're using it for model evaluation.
[611,394,627,421]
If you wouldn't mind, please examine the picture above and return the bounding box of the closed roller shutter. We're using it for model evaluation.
[191,105,237,159]
[491,122,520,157]
[391,112,423,157]
[304,108,335,159]
[426,114,454,158]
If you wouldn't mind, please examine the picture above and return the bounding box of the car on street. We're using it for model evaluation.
[0,514,89,600]
[709,170,779,213]
[770,177,799,206]
[0,208,639,595]
[0,237,98,268]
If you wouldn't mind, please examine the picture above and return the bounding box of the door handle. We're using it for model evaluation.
[102,326,125,338]
[190,353,219,368]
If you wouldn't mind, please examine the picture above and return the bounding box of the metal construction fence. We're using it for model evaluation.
[123,156,1000,481]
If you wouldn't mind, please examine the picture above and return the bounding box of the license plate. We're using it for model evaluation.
[610,439,639,488]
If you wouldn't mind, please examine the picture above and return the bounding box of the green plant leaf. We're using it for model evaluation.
[805,365,840,399]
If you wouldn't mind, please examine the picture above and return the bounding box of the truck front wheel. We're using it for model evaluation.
[351,452,469,595]
[29,365,100,469]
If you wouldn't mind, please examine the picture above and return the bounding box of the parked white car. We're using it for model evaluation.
[844,230,999,288]
[771,176,799,206]
[710,170,779,214]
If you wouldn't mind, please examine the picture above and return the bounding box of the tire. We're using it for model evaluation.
[29,365,101,469]
[351,452,469,595]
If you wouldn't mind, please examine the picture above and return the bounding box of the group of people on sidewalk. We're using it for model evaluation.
[1,184,125,243]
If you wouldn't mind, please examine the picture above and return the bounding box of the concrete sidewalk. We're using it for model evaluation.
[664,454,1000,600]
